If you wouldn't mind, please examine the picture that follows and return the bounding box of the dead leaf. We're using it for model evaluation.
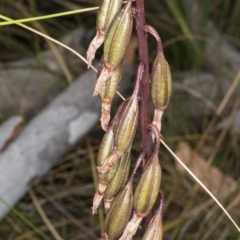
[175,141,237,198]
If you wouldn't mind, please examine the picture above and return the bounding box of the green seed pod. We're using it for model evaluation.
[86,0,123,68]
[93,159,120,214]
[103,0,133,68]
[97,124,114,168]
[151,52,172,109]
[119,154,161,240]
[97,93,138,173]
[114,95,138,151]
[92,124,115,214]
[104,182,133,240]
[99,62,123,131]
[118,152,146,240]
[93,0,133,95]
[92,102,130,214]
[142,194,164,240]
[142,214,163,240]
[97,63,143,174]
[97,0,123,33]
[133,153,162,216]
[104,148,131,211]
[151,51,172,134]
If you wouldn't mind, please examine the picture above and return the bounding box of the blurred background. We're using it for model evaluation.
[0,0,240,239]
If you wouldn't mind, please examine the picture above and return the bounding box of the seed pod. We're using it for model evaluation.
[120,154,162,240]
[151,51,172,110]
[120,125,162,240]
[92,100,130,214]
[104,148,131,211]
[142,193,164,240]
[99,61,123,131]
[104,181,133,240]
[97,122,114,167]
[97,0,123,33]
[103,152,145,240]
[151,51,172,134]
[97,93,138,174]
[86,0,123,68]
[133,153,161,215]
[92,124,115,214]
[93,0,133,95]
[97,63,143,174]
[142,216,163,240]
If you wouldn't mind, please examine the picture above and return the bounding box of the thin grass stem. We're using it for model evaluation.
[160,139,240,233]
[0,14,97,72]
[0,7,99,26]
[28,190,63,240]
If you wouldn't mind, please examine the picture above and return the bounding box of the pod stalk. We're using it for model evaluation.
[148,123,161,154]
[145,25,163,52]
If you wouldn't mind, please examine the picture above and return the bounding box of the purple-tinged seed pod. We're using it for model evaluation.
[133,152,161,215]
[92,99,131,214]
[104,148,131,211]
[93,0,133,96]
[86,0,123,68]
[92,124,115,214]
[102,152,145,240]
[104,181,133,240]
[97,0,123,32]
[151,51,172,135]
[97,123,114,168]
[120,154,161,240]
[97,63,143,174]
[99,61,123,131]
[142,192,164,240]
[120,125,162,240]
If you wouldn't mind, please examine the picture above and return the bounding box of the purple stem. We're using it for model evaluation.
[135,0,151,158]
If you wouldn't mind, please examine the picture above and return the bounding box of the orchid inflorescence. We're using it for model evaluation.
[86,0,172,239]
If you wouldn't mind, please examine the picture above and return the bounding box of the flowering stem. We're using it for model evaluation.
[135,0,151,158]
[134,0,153,232]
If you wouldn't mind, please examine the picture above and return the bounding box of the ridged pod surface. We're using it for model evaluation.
[97,63,142,174]
[103,0,133,69]
[114,94,138,153]
[151,51,172,110]
[142,212,163,240]
[92,124,116,214]
[86,0,122,68]
[93,0,133,95]
[151,51,172,135]
[97,95,138,173]
[142,193,164,240]
[97,0,123,33]
[97,124,114,168]
[104,182,133,240]
[99,62,123,131]
[99,62,122,103]
[119,125,162,240]
[104,148,131,210]
[133,153,161,215]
